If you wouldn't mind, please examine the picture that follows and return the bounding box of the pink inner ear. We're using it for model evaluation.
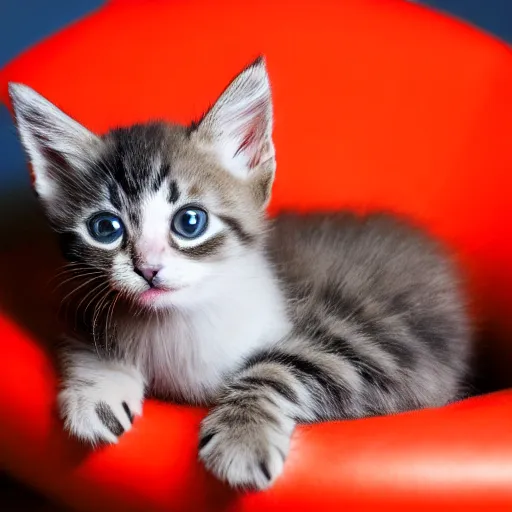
[234,113,268,169]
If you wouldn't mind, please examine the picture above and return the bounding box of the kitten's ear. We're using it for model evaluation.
[9,83,101,202]
[193,58,275,205]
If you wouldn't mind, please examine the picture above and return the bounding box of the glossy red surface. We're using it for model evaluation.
[1,0,512,509]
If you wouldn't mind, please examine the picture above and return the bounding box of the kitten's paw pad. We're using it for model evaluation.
[58,365,145,445]
[199,410,291,490]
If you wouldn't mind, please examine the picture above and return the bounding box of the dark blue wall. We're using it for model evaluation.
[424,0,512,44]
[0,0,103,190]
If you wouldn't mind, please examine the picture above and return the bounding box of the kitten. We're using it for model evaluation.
[9,58,470,491]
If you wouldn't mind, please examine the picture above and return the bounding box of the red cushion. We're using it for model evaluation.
[1,0,512,509]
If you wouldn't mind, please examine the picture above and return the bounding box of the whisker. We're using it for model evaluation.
[104,293,120,355]
[59,275,104,303]
[78,281,111,316]
[49,263,101,285]
[91,289,113,356]
[76,281,111,330]
[57,275,104,320]
[52,271,103,292]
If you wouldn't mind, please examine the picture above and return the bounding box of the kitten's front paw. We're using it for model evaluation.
[58,362,145,445]
[199,404,293,490]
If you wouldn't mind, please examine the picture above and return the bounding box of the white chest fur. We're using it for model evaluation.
[117,253,291,404]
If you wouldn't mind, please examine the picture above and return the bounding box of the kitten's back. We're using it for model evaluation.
[269,211,458,301]
[267,211,471,409]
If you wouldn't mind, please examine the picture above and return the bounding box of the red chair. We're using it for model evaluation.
[1,0,512,509]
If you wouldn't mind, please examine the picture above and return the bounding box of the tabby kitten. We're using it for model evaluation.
[9,58,470,490]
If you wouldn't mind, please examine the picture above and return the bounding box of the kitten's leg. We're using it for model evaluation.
[199,347,356,490]
[58,342,145,445]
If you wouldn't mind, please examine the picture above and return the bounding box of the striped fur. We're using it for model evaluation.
[10,59,471,490]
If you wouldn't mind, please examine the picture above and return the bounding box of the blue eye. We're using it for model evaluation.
[172,207,208,239]
[87,213,124,244]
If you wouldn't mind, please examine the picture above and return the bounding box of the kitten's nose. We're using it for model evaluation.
[135,265,162,285]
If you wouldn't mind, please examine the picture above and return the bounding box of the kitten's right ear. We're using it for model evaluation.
[191,58,275,207]
[9,83,102,202]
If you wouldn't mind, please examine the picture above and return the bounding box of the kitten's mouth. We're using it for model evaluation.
[138,286,176,304]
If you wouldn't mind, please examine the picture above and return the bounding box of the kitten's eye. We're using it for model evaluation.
[87,213,124,244]
[171,207,208,239]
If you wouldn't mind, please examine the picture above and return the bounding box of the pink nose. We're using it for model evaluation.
[135,265,162,284]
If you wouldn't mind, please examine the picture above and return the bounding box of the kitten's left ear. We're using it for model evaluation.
[192,57,275,206]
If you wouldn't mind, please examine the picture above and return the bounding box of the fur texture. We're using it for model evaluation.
[10,58,470,490]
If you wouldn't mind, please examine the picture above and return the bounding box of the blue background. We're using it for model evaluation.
[0,1,510,247]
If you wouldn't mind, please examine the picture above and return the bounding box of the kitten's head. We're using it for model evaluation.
[10,58,275,309]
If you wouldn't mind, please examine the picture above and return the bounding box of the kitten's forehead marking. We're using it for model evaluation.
[150,159,170,194]
[108,182,123,211]
[168,180,180,204]
[103,123,178,201]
